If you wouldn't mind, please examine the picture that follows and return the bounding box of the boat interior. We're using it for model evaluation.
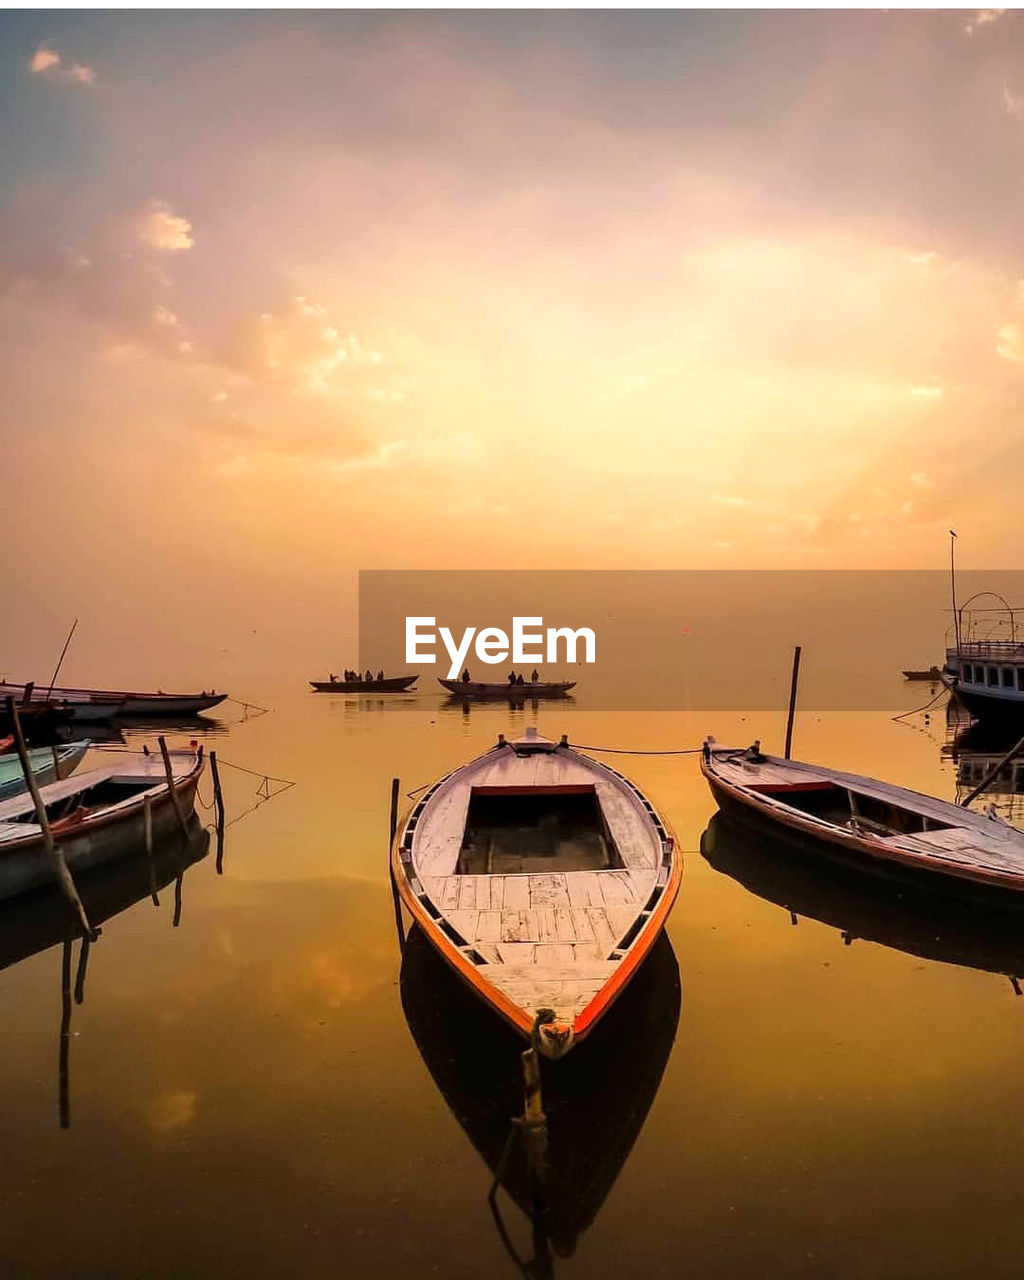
[456,784,624,875]
[5,778,159,826]
[754,781,955,837]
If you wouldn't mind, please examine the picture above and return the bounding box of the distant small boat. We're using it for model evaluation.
[701,739,1024,902]
[310,675,418,693]
[392,728,680,1058]
[0,682,225,718]
[0,741,90,803]
[0,745,204,901]
[437,677,576,699]
[902,666,942,681]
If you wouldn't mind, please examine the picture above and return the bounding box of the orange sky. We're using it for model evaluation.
[2,11,1023,682]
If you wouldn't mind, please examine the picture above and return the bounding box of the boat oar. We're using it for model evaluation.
[959,733,1024,808]
[4,696,95,940]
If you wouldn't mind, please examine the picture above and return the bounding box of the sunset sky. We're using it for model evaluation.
[3,10,1023,680]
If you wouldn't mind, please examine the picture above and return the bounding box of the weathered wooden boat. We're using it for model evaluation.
[701,812,1024,986]
[0,682,226,717]
[902,666,942,681]
[437,677,576,699]
[0,741,90,802]
[701,738,1024,902]
[310,674,417,693]
[0,745,204,900]
[400,923,680,1258]
[391,728,680,1058]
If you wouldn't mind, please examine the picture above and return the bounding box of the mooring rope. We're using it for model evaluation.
[570,743,705,756]
[891,683,949,724]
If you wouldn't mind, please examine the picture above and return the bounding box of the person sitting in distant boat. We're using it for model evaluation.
[516,673,525,685]
[365,669,373,683]
[508,670,516,685]
[329,673,336,683]
[461,669,471,683]
[377,669,384,682]
[531,669,539,683]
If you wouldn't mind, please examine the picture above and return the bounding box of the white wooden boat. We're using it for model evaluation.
[701,739,1024,900]
[0,746,204,900]
[391,728,680,1058]
[0,682,225,717]
[0,741,90,802]
[941,598,1024,724]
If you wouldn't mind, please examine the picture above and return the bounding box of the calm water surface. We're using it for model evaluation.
[3,685,1024,1278]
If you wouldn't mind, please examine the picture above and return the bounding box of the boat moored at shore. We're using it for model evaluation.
[391,728,680,1058]
[701,738,1024,903]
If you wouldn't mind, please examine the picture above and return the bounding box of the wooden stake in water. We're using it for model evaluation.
[143,793,159,906]
[4,697,94,940]
[210,750,226,874]
[784,645,802,760]
[158,735,189,837]
[389,777,405,952]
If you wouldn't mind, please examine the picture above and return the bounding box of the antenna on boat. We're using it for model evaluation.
[949,531,962,659]
[46,618,79,701]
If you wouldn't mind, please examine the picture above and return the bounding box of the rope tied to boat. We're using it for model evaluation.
[569,743,705,756]
[891,682,949,724]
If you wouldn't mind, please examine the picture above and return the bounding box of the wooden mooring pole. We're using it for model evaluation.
[389,777,405,952]
[143,794,159,906]
[210,750,226,874]
[59,940,73,1129]
[4,697,94,940]
[157,735,189,837]
[784,645,802,760]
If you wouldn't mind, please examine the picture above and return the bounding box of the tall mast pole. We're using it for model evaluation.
[950,530,961,659]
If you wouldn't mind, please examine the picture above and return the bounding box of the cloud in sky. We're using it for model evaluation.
[138,201,194,252]
[7,10,1024,582]
[27,42,96,86]
[964,10,1006,37]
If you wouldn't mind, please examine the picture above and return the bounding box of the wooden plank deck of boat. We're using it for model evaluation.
[411,745,664,1020]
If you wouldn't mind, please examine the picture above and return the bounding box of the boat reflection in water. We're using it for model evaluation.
[400,923,680,1271]
[946,716,1024,826]
[0,818,211,1129]
[701,812,1024,991]
[442,694,577,717]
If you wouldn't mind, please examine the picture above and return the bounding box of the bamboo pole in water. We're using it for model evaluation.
[784,645,802,760]
[210,750,225,874]
[158,735,189,836]
[389,777,405,951]
[143,793,159,906]
[4,697,94,939]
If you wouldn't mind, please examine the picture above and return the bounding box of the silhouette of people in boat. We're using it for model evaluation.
[531,669,539,683]
[461,669,471,683]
